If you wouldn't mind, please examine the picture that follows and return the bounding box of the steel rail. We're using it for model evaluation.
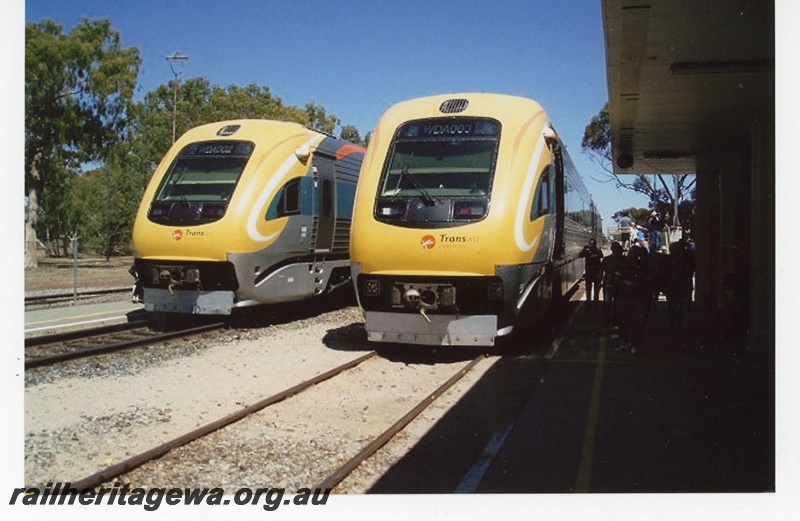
[314,354,485,491]
[25,320,150,348]
[24,287,132,304]
[69,351,377,491]
[25,322,227,370]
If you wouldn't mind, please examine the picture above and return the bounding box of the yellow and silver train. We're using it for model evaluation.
[350,93,600,346]
[132,119,364,315]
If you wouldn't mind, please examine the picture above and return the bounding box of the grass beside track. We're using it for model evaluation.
[25,255,134,294]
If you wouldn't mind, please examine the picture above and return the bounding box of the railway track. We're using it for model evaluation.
[25,321,227,370]
[24,287,132,307]
[25,286,582,492]
[314,354,484,491]
[65,352,486,492]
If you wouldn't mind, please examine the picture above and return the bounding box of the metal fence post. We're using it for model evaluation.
[71,235,79,305]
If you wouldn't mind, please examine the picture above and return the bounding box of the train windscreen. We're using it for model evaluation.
[380,118,500,198]
[154,141,255,203]
[374,118,500,227]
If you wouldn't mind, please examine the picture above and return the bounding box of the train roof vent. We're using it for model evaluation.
[217,124,241,136]
[439,98,469,114]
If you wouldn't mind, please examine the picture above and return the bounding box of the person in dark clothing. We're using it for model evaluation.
[654,245,671,301]
[667,236,696,329]
[579,238,603,301]
[648,211,664,251]
[600,241,625,327]
[611,242,652,354]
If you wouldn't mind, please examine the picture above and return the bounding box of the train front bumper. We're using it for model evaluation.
[364,311,502,346]
[143,288,235,315]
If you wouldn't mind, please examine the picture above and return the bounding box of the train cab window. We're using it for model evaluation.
[380,140,496,198]
[375,117,499,226]
[266,177,316,221]
[148,140,254,225]
[153,141,254,204]
[277,179,300,217]
[380,119,500,199]
[531,167,552,220]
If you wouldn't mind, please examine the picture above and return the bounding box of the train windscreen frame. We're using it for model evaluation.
[375,117,501,227]
[148,140,255,225]
[153,141,255,204]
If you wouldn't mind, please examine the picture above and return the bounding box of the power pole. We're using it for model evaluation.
[166,52,189,143]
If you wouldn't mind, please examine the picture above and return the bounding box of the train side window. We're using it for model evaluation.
[265,178,301,220]
[280,179,300,216]
[531,167,551,220]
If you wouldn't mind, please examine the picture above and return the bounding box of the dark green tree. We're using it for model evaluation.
[339,124,362,145]
[25,18,140,266]
[131,77,365,177]
[582,103,695,225]
[612,207,652,227]
[303,102,340,135]
[68,150,141,259]
[339,126,372,147]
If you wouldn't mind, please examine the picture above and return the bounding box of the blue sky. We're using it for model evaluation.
[22,0,652,229]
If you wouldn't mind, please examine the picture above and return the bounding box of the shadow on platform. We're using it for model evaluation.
[367,297,774,493]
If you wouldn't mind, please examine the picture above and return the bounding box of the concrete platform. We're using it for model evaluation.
[478,298,775,493]
[24,299,146,338]
[368,296,775,495]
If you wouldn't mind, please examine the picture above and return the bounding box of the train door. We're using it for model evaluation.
[312,154,335,252]
[553,145,566,259]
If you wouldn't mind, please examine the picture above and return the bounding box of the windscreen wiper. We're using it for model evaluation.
[163,167,190,207]
[401,168,435,206]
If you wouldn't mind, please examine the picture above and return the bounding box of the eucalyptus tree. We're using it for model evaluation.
[68,150,141,259]
[582,103,695,226]
[25,18,140,266]
[132,77,361,174]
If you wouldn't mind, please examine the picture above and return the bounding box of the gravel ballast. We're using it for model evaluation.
[24,305,498,491]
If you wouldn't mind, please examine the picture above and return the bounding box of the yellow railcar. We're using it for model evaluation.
[132,119,364,315]
[350,94,600,346]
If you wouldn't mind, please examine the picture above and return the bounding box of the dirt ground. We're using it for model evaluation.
[24,255,135,293]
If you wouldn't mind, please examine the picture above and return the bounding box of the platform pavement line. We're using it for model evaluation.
[25,316,136,333]
[455,302,587,493]
[25,307,141,327]
[575,334,606,492]
[454,421,516,494]
[545,301,584,360]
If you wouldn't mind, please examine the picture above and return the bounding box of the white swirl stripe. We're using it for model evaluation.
[246,135,324,242]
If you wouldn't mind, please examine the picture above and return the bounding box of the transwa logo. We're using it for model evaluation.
[420,234,436,250]
[172,229,183,241]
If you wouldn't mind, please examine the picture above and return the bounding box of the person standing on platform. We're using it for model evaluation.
[667,235,696,329]
[654,245,671,301]
[611,242,652,355]
[600,241,625,327]
[648,211,664,251]
[663,211,674,249]
[618,212,632,249]
[579,238,603,302]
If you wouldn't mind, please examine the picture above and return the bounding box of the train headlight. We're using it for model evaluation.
[487,282,505,301]
[364,279,381,297]
[185,268,200,283]
[376,201,407,218]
